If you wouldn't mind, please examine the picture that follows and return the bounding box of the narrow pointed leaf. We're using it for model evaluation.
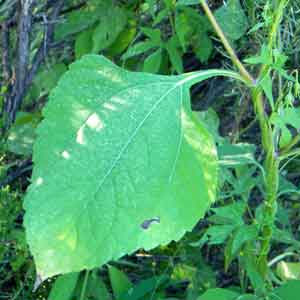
[48,272,79,300]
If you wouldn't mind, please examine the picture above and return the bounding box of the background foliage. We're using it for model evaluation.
[1,0,300,299]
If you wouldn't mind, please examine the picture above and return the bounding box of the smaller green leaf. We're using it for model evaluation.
[190,234,209,248]
[278,176,299,198]
[218,142,256,166]
[273,228,300,248]
[153,8,169,25]
[92,7,127,53]
[198,288,240,300]
[217,142,264,179]
[118,275,168,300]
[260,72,274,110]
[54,3,106,40]
[214,0,248,41]
[143,48,162,73]
[271,280,300,300]
[172,261,216,299]
[210,202,246,226]
[108,265,132,299]
[181,7,211,33]
[233,166,259,201]
[244,56,265,65]
[85,271,111,300]
[270,107,300,147]
[6,112,41,156]
[270,113,292,148]
[73,270,110,300]
[48,272,79,300]
[178,6,212,62]
[141,27,161,44]
[206,225,235,245]
[165,37,183,74]
[273,49,288,69]
[224,227,248,272]
[107,20,137,56]
[75,28,94,59]
[244,45,272,65]
[122,41,158,60]
[29,63,67,99]
[193,31,213,63]
[196,109,222,142]
[175,12,192,51]
[280,127,293,148]
[172,263,197,282]
[242,254,265,291]
[144,0,156,16]
[277,261,300,281]
[279,107,300,130]
[163,0,175,9]
[231,224,259,255]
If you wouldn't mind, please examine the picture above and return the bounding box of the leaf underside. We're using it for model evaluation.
[24,55,223,279]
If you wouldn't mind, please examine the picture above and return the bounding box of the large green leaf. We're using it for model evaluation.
[24,55,243,279]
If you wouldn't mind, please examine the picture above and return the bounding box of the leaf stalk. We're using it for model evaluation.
[199,0,254,85]
[79,270,90,300]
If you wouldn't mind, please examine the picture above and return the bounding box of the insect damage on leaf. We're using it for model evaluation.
[141,217,160,230]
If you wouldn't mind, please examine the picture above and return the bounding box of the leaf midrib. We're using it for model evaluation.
[94,81,183,194]
[80,80,185,253]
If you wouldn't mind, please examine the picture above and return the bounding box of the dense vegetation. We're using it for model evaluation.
[1,0,300,299]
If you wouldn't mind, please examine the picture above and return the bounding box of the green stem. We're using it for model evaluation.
[257,145,279,277]
[267,0,288,50]
[199,1,254,85]
[250,89,279,279]
[200,0,288,283]
[258,0,288,80]
[251,89,272,150]
[255,0,288,278]
[79,270,90,300]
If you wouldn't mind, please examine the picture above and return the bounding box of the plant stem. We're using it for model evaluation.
[199,1,254,85]
[255,0,288,278]
[201,0,288,283]
[249,87,279,280]
[267,0,288,50]
[258,0,288,80]
[79,270,90,300]
[257,144,279,277]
